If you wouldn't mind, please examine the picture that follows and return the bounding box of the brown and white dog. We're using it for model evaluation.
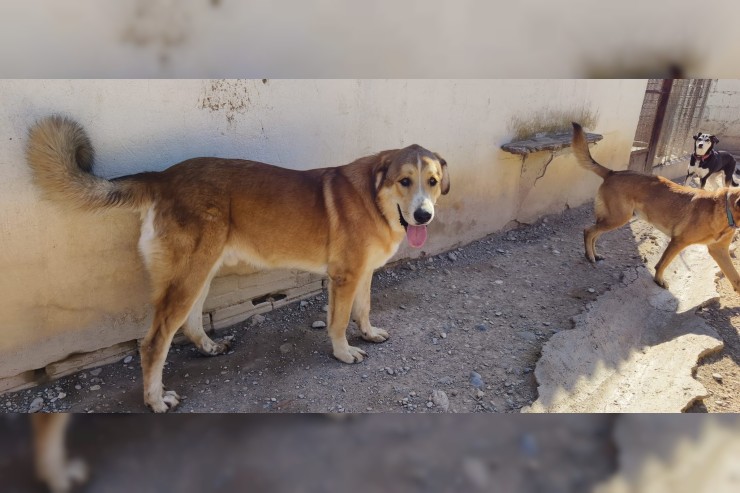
[26,115,450,412]
[572,122,740,292]
[31,414,86,493]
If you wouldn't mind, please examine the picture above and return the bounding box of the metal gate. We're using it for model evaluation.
[629,79,714,173]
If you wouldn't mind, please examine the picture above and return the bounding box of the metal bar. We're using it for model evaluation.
[644,79,674,173]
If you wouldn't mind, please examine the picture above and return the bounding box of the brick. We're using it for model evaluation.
[45,341,138,380]
[0,370,40,394]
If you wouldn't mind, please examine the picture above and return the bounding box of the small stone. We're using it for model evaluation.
[438,376,453,385]
[251,314,266,325]
[29,397,44,413]
[298,394,305,399]
[386,367,394,375]
[123,355,133,364]
[90,368,102,377]
[447,252,457,262]
[311,320,327,329]
[470,371,484,388]
[462,457,490,488]
[5,401,11,407]
[587,288,595,293]
[475,323,488,332]
[89,385,101,391]
[279,343,292,354]
[426,401,434,408]
[431,390,449,411]
[58,392,66,400]
[440,332,447,339]
[494,280,503,285]
[495,311,502,316]
[712,373,723,383]
[75,385,82,390]
[520,433,539,456]
[476,390,485,398]
[322,305,329,312]
[300,300,309,307]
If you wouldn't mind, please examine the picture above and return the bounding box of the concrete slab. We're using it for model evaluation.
[594,415,740,493]
[524,244,725,413]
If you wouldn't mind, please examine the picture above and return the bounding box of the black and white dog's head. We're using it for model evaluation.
[693,132,719,157]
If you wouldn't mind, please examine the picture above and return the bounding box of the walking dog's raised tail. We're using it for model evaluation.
[571,122,612,180]
[26,115,152,212]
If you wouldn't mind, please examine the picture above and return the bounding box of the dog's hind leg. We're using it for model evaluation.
[653,238,688,288]
[327,268,366,364]
[180,268,231,357]
[32,414,87,493]
[708,235,740,293]
[140,247,225,413]
[584,196,632,263]
[351,270,389,343]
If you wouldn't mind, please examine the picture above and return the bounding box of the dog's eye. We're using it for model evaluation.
[399,178,411,187]
[429,178,438,186]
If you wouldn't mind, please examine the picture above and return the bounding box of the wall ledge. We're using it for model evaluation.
[501,131,603,155]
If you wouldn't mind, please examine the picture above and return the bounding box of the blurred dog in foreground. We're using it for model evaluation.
[572,122,740,292]
[32,414,86,493]
[26,115,449,412]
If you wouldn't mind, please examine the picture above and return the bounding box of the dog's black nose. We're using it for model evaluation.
[413,209,432,224]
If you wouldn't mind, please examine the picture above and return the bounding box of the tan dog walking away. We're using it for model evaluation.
[572,122,740,292]
[26,115,449,412]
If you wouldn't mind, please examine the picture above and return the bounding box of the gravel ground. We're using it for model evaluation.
[2,203,738,414]
[0,414,617,493]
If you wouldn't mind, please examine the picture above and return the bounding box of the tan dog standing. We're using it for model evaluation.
[572,122,740,292]
[26,115,449,412]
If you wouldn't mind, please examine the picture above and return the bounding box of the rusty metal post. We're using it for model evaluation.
[643,79,674,173]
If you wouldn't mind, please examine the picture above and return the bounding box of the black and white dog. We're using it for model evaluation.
[686,132,739,188]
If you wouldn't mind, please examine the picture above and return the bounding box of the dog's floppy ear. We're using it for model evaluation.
[434,152,450,195]
[711,135,720,145]
[373,150,395,191]
[693,133,700,141]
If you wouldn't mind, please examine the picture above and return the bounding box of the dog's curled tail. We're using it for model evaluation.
[26,115,152,212]
[571,122,612,180]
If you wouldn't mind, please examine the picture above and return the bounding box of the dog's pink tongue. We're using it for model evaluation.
[406,225,427,248]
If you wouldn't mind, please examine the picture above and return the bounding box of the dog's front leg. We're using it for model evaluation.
[327,270,367,363]
[708,239,740,293]
[654,238,687,288]
[351,270,389,343]
[32,414,88,493]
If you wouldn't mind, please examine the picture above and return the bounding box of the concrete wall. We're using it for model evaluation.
[700,80,740,153]
[0,79,647,389]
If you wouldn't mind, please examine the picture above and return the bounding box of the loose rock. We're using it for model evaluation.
[29,397,44,413]
[311,320,327,329]
[431,389,450,411]
[470,371,484,388]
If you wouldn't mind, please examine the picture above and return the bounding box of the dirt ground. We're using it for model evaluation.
[1,414,618,493]
[2,203,739,414]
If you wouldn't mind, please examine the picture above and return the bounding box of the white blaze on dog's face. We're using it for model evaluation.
[374,145,450,248]
[693,133,717,157]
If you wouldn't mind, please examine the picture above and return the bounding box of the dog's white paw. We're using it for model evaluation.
[361,326,389,343]
[197,337,232,356]
[333,345,367,364]
[42,458,88,493]
[146,389,181,413]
